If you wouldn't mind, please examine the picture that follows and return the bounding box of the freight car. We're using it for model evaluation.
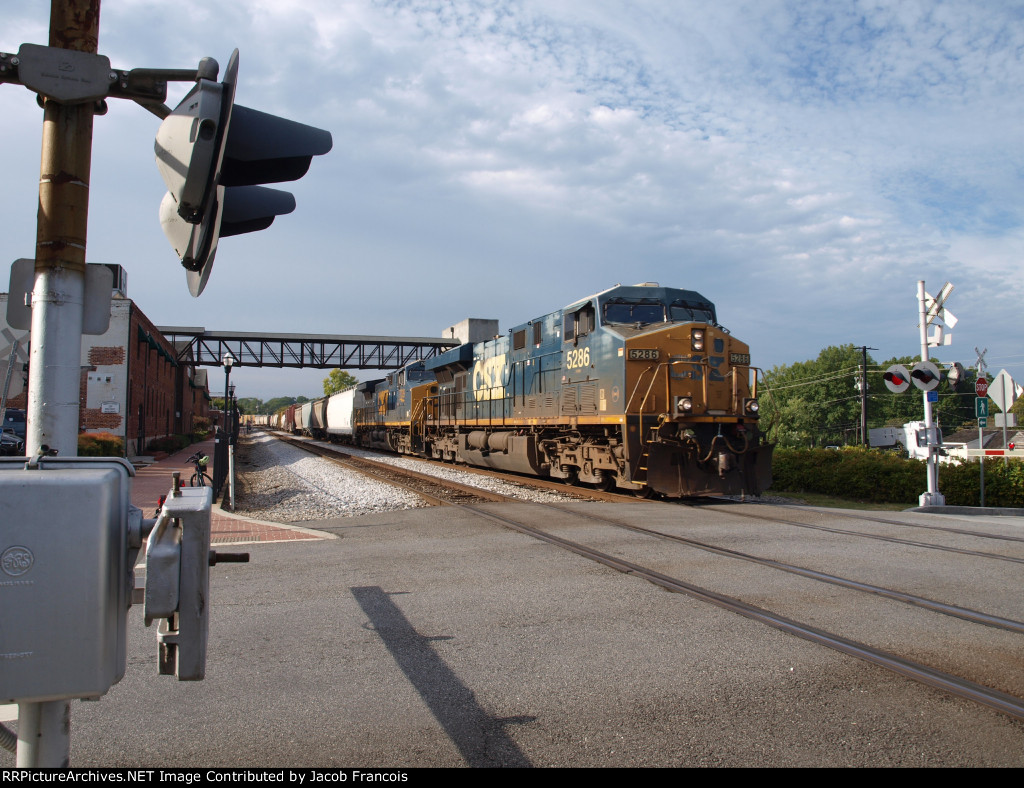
[346,283,772,498]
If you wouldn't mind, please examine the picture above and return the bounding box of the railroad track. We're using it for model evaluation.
[716,499,1024,544]
[263,430,1024,723]
[275,433,550,506]
[459,500,1024,723]
[275,433,605,504]
[696,501,1024,565]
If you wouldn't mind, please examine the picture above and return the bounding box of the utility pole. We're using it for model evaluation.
[917,281,944,506]
[854,346,876,447]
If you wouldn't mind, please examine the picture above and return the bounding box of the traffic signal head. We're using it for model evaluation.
[155,50,332,296]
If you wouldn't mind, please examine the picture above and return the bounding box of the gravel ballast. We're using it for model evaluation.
[233,432,429,522]
[234,431,579,522]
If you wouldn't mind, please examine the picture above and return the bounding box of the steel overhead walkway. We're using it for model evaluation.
[158,326,459,369]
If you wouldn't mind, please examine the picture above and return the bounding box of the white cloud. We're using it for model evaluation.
[0,0,1022,398]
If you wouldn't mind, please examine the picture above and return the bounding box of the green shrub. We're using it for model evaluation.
[146,434,190,454]
[78,431,124,457]
[938,459,1024,507]
[769,447,1024,507]
[192,416,212,440]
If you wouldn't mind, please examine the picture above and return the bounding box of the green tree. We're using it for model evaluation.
[760,344,867,447]
[762,346,980,448]
[236,396,262,415]
[323,369,358,396]
[262,395,314,413]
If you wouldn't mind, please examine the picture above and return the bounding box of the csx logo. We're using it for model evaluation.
[473,353,506,400]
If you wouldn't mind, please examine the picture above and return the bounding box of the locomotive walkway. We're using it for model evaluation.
[131,438,327,545]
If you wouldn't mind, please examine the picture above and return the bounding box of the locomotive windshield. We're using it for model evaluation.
[668,299,715,324]
[603,297,715,326]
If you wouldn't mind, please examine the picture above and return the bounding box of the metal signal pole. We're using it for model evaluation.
[18,0,101,767]
[917,281,943,506]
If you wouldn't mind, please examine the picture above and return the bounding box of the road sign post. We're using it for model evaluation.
[989,370,1020,468]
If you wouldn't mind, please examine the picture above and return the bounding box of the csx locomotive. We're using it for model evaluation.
[281,283,773,497]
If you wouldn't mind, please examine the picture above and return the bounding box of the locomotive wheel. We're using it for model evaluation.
[634,485,657,499]
[560,469,579,486]
[594,474,616,492]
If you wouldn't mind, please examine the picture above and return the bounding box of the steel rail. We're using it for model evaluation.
[464,503,1024,723]
[702,505,1024,565]
[735,500,1024,544]
[531,502,1024,635]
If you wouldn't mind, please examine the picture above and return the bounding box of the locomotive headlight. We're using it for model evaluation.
[691,329,705,352]
[743,398,760,415]
[675,396,694,415]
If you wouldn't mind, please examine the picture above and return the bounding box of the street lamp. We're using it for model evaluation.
[222,353,234,432]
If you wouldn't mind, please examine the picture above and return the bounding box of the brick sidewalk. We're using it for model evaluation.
[132,439,327,544]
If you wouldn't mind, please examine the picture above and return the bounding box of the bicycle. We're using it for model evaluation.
[186,451,213,487]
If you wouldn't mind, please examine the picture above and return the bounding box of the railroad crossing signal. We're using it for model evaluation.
[910,360,941,391]
[946,361,965,391]
[923,282,957,347]
[155,50,333,296]
[883,364,911,394]
[974,347,989,378]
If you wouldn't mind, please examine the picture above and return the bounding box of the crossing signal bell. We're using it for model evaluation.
[155,50,333,296]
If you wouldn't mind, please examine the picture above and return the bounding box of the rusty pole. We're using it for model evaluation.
[18,0,101,768]
[26,0,99,459]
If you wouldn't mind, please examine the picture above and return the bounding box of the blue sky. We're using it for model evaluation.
[2,0,1022,400]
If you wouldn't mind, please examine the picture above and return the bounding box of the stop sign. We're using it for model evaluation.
[976,377,989,397]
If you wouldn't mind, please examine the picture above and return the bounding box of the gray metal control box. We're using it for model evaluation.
[0,458,134,703]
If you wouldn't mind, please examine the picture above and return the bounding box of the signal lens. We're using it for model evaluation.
[691,330,705,352]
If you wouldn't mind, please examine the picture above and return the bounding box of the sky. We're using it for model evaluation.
[2,0,1023,401]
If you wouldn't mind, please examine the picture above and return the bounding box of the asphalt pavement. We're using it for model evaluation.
[1,498,1019,768]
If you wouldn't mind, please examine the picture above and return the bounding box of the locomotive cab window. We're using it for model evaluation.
[564,304,596,342]
[603,298,665,326]
[669,299,716,325]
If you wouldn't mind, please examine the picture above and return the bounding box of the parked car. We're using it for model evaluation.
[3,408,26,440]
[0,428,24,456]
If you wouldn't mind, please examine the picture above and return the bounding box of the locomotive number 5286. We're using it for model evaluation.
[566,347,591,369]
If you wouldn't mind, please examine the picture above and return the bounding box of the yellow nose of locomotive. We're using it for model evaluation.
[623,324,757,421]
[622,324,770,497]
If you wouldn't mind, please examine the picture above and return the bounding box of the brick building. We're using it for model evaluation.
[1,284,212,458]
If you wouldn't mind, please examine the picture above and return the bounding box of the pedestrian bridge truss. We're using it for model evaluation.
[158,327,459,370]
